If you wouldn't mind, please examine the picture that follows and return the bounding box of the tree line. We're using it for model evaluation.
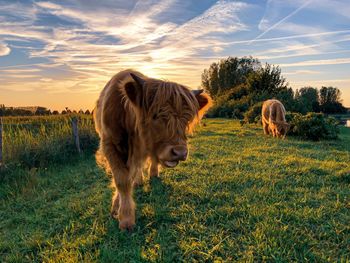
[0,105,91,117]
[202,56,347,119]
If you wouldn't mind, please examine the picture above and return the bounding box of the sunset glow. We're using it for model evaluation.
[1,0,350,110]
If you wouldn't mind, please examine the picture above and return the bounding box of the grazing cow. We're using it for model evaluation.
[93,70,212,230]
[261,99,290,138]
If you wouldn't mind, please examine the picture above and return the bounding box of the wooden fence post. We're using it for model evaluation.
[71,117,81,154]
[0,118,3,168]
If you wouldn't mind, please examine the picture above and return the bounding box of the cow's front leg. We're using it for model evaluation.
[133,168,144,186]
[271,128,277,137]
[263,122,269,135]
[149,158,159,178]
[116,173,135,231]
[102,140,135,230]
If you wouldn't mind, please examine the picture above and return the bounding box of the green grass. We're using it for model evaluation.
[1,119,349,262]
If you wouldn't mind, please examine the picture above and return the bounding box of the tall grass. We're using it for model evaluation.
[1,115,98,168]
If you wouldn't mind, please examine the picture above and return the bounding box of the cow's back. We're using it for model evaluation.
[262,99,286,123]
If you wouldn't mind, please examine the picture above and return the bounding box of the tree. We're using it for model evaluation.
[319,86,347,113]
[35,107,50,115]
[245,64,288,96]
[65,107,72,114]
[202,63,219,96]
[0,104,5,116]
[319,86,340,105]
[204,58,292,119]
[276,87,295,112]
[202,56,347,119]
[295,87,320,113]
[201,56,261,97]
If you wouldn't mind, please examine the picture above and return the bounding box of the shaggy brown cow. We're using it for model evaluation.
[94,69,212,230]
[261,99,290,138]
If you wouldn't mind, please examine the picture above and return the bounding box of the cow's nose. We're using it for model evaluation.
[171,146,188,161]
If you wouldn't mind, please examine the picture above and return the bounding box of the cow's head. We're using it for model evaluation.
[124,72,212,168]
[271,121,290,139]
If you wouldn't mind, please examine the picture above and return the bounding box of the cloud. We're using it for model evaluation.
[35,1,61,10]
[0,2,37,21]
[0,25,49,40]
[0,43,10,56]
[253,0,313,43]
[0,0,250,89]
[283,69,321,75]
[280,58,350,67]
[225,30,350,45]
[252,34,350,60]
[0,62,57,69]
[291,78,350,84]
[0,68,41,73]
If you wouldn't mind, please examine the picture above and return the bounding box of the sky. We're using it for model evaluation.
[0,0,350,111]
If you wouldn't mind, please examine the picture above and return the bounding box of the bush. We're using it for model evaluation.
[243,102,263,124]
[286,112,339,141]
[207,95,250,119]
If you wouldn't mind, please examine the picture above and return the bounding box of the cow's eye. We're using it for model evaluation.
[152,113,158,120]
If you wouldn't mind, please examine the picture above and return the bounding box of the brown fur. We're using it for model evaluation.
[93,69,212,230]
[261,99,290,138]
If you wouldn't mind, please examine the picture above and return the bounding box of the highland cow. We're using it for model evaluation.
[262,99,290,138]
[93,70,212,230]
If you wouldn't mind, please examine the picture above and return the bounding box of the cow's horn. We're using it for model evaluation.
[192,89,204,96]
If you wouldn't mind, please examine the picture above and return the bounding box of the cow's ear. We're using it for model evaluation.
[130,73,145,87]
[124,73,145,106]
[192,89,213,118]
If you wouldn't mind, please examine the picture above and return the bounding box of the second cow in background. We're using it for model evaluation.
[262,99,290,139]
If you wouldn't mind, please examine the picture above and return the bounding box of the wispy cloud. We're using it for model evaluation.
[283,69,321,75]
[280,57,350,67]
[226,30,350,45]
[252,0,313,43]
[0,68,41,73]
[292,78,350,84]
[0,43,10,56]
[0,0,250,101]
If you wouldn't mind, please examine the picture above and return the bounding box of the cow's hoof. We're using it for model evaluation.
[119,217,135,231]
[150,172,159,178]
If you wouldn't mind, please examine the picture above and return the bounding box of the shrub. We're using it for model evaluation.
[207,96,250,119]
[243,102,263,124]
[286,112,339,141]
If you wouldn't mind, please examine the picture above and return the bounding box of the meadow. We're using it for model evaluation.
[1,115,97,168]
[0,118,349,262]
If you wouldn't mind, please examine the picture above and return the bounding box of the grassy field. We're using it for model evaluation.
[1,115,97,167]
[1,119,349,262]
